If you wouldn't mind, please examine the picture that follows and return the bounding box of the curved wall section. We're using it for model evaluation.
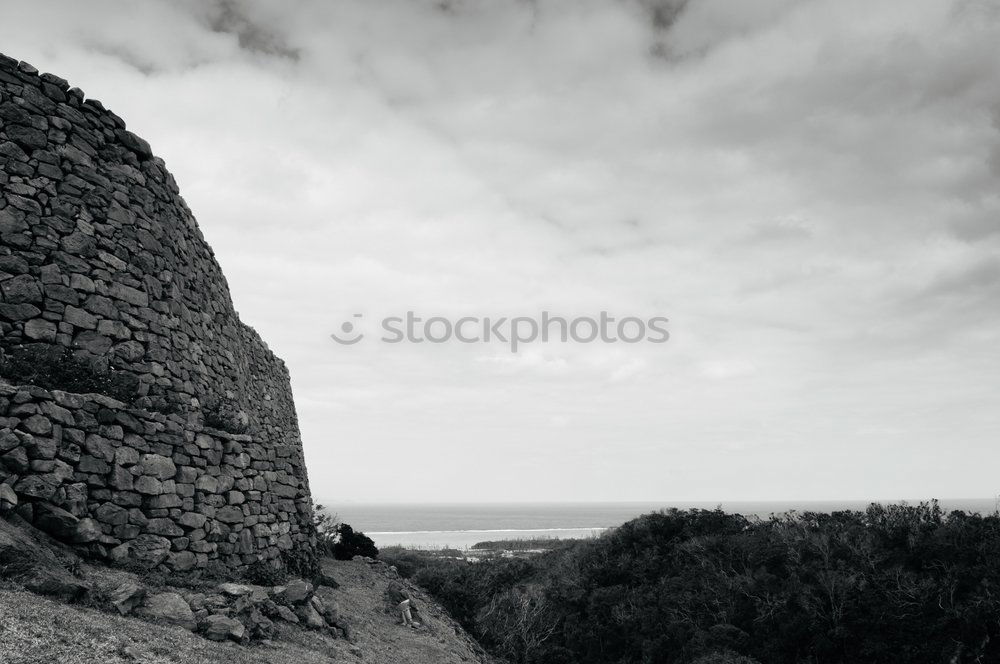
[0,53,314,573]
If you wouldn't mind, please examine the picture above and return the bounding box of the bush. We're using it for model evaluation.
[309,504,378,561]
[333,524,379,560]
[312,504,339,556]
[202,395,250,433]
[0,344,137,401]
[244,559,287,586]
[379,546,429,578]
[281,548,320,579]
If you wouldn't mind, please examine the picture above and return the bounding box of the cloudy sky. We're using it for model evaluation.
[2,0,998,503]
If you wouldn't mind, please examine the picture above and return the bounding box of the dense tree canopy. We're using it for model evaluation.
[384,504,1000,664]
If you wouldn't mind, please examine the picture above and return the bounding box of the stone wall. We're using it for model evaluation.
[0,53,314,573]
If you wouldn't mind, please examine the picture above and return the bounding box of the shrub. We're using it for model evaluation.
[333,524,379,560]
[244,559,287,586]
[310,504,378,561]
[379,546,429,578]
[281,547,320,579]
[0,344,137,401]
[202,395,250,433]
[312,504,339,556]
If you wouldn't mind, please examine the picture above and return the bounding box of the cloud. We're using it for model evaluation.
[202,0,301,61]
[2,0,999,502]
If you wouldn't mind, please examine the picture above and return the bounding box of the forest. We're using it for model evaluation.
[381,503,1000,664]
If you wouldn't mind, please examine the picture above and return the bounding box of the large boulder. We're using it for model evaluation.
[313,570,340,588]
[73,518,102,544]
[33,503,79,541]
[202,614,245,642]
[315,587,342,625]
[0,484,17,513]
[0,516,89,601]
[108,581,146,615]
[217,582,255,597]
[280,579,313,604]
[110,534,171,569]
[295,602,326,629]
[138,592,196,631]
[244,608,276,640]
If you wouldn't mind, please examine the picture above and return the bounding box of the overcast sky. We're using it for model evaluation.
[2,0,998,503]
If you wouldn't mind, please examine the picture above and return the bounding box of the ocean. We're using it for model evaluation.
[320,499,998,550]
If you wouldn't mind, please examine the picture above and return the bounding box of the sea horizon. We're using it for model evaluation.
[318,498,999,550]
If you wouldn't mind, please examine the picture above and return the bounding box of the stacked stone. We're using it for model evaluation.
[0,52,315,572]
[0,382,311,572]
[111,577,345,643]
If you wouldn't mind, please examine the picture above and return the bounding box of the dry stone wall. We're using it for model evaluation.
[0,53,314,573]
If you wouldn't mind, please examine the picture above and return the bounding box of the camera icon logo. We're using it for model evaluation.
[330,313,364,345]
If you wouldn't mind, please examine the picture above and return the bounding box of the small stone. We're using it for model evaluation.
[217,582,255,597]
[63,305,98,329]
[107,282,147,307]
[0,208,28,235]
[0,430,18,453]
[26,435,57,460]
[73,518,102,543]
[95,502,128,525]
[321,598,341,626]
[139,453,176,479]
[117,130,152,159]
[194,475,220,493]
[281,579,314,604]
[39,402,74,425]
[34,502,80,541]
[167,551,196,571]
[109,465,134,490]
[60,232,95,256]
[5,125,47,150]
[0,483,18,513]
[134,475,162,495]
[21,415,52,436]
[146,518,183,537]
[24,319,57,342]
[215,506,244,523]
[108,581,145,615]
[245,609,276,640]
[52,391,85,409]
[114,447,141,466]
[0,303,41,321]
[73,330,112,355]
[295,602,326,629]
[0,274,42,303]
[3,447,30,473]
[127,534,171,568]
[78,455,109,473]
[314,571,340,589]
[177,511,206,529]
[146,493,182,509]
[276,605,299,623]
[13,474,58,500]
[69,273,95,292]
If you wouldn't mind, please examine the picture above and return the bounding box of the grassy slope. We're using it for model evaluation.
[0,558,494,664]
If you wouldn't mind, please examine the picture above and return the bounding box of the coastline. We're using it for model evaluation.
[330,498,999,550]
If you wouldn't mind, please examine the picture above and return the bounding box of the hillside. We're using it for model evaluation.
[0,517,494,664]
